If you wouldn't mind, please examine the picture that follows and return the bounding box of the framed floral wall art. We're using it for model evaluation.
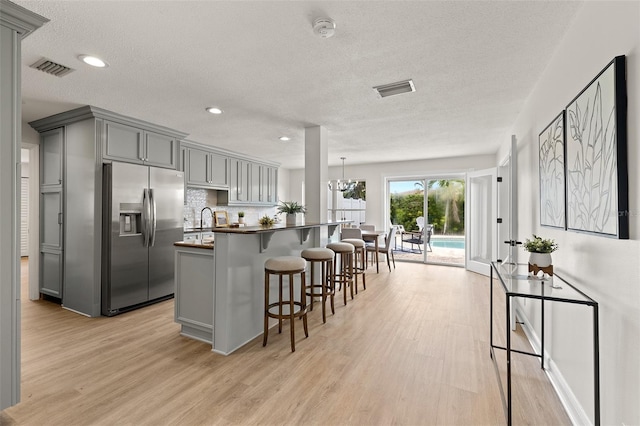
[565,55,628,239]
[539,111,566,229]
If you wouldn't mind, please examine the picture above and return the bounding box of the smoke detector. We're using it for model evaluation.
[313,18,336,38]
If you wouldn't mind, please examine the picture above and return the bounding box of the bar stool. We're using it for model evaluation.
[326,242,355,306]
[341,238,366,294]
[263,256,308,352]
[301,247,335,323]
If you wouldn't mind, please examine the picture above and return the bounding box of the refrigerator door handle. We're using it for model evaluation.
[142,188,150,247]
[149,188,157,247]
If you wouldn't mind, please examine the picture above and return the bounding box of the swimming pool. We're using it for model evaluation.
[431,238,465,249]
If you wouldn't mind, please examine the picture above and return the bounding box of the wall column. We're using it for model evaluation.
[304,126,328,244]
[0,0,48,410]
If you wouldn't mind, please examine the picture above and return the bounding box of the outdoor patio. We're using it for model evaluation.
[392,234,465,265]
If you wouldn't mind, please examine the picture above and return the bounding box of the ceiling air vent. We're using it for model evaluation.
[373,79,415,98]
[29,57,75,77]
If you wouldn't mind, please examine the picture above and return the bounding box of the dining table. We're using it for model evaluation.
[359,229,387,273]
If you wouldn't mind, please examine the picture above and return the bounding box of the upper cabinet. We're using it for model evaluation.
[186,148,228,189]
[103,120,178,169]
[40,127,64,187]
[250,163,278,204]
[264,165,278,204]
[229,158,249,203]
[177,141,278,206]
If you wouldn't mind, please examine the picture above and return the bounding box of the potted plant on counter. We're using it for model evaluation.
[277,201,306,226]
[238,211,245,224]
[258,215,275,228]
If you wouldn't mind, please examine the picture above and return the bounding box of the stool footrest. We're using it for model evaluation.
[266,301,307,319]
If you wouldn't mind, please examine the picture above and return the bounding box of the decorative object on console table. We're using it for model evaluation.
[258,215,275,228]
[565,55,628,239]
[523,234,558,276]
[539,111,566,229]
[238,211,245,224]
[277,200,306,226]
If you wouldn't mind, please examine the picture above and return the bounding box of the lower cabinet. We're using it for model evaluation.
[40,250,63,298]
[174,246,214,344]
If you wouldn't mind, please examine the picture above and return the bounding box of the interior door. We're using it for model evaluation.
[497,136,519,267]
[466,168,497,275]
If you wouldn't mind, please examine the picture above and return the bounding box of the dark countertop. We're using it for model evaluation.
[201,221,348,234]
[174,241,214,250]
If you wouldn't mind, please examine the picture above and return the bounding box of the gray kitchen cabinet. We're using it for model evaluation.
[174,245,214,344]
[181,141,278,207]
[218,159,278,206]
[40,128,64,187]
[264,165,278,204]
[229,158,249,203]
[179,146,187,203]
[249,162,261,203]
[103,120,178,169]
[30,105,188,316]
[250,163,278,205]
[40,189,63,298]
[186,148,228,188]
[144,130,178,168]
[40,250,63,298]
[39,127,65,298]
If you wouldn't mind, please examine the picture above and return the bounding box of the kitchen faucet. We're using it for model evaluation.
[200,207,213,228]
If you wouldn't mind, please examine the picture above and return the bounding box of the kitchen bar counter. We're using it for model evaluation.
[201,221,343,234]
[174,220,346,355]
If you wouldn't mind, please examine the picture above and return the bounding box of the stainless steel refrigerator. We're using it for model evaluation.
[102,162,184,316]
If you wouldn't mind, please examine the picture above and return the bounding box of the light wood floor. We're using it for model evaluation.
[1,258,570,425]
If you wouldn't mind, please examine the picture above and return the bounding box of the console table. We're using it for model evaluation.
[489,262,600,425]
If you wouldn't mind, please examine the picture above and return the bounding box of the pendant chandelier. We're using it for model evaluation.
[329,157,358,192]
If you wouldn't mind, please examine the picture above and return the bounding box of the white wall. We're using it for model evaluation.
[286,154,496,228]
[499,2,640,425]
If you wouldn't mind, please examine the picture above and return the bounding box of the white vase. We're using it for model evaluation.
[286,213,297,226]
[238,217,244,224]
[529,252,552,267]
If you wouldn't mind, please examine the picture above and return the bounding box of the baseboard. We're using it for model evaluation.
[514,304,593,426]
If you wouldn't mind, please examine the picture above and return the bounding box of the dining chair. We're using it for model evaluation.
[366,226,397,272]
[341,228,363,240]
[340,228,367,293]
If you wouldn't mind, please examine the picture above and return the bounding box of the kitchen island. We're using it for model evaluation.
[174,221,344,355]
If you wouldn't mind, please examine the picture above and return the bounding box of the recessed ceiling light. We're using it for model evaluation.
[206,107,223,115]
[279,136,290,141]
[78,55,108,68]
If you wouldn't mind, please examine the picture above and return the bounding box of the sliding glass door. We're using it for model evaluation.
[389,176,465,266]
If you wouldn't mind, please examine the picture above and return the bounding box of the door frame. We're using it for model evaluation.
[22,142,40,300]
[465,168,497,275]
[497,136,519,266]
[386,172,466,266]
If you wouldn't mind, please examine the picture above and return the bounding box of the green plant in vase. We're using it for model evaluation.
[277,201,306,225]
[238,211,245,224]
[523,234,558,274]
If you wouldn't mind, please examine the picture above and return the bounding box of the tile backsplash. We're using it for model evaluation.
[183,188,278,229]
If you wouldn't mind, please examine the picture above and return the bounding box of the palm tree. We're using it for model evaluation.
[430,179,464,234]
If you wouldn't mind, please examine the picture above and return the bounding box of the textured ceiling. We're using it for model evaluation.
[16,0,582,169]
